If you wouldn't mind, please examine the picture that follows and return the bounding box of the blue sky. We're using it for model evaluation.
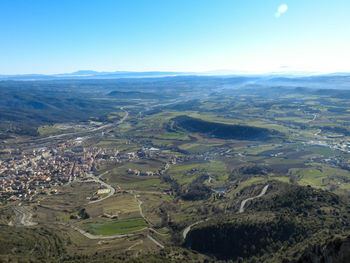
[1,0,350,74]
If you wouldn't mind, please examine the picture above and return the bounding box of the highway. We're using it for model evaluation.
[6,107,128,151]
[37,107,129,141]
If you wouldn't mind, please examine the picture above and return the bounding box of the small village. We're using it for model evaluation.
[0,136,182,203]
[0,141,121,202]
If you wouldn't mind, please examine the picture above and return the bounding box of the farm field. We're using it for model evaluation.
[86,217,147,235]
[2,78,350,262]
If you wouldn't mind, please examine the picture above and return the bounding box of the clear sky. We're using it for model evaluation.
[1,0,350,74]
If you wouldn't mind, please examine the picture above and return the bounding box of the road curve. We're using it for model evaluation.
[87,173,116,204]
[239,184,269,213]
[37,108,129,141]
[314,129,321,136]
[183,218,210,240]
[58,221,165,249]
[78,176,165,248]
[182,184,269,240]
[134,194,167,247]
[13,206,37,227]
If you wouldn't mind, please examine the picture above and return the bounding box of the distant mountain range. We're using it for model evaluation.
[1,69,350,81]
[0,70,190,80]
[1,70,350,89]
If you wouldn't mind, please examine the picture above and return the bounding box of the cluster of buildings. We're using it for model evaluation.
[307,140,350,154]
[126,152,176,176]
[0,142,120,202]
[331,140,350,153]
[0,135,182,203]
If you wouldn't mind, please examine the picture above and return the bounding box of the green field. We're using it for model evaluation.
[167,160,228,184]
[5,77,350,262]
[38,124,61,135]
[86,217,147,235]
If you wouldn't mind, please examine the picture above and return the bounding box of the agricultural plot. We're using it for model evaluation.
[86,217,147,235]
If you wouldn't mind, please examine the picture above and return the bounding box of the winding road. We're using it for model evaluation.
[65,172,165,248]
[10,107,167,248]
[13,205,37,227]
[314,129,321,136]
[307,113,318,123]
[182,184,269,240]
[183,219,210,240]
[87,172,116,204]
[239,184,269,213]
[134,194,167,247]
[62,192,165,248]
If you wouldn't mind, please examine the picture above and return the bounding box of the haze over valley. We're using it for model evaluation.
[1,1,350,263]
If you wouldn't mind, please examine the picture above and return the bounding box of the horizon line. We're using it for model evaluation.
[1,69,350,77]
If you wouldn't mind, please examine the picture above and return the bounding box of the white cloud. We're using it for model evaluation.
[275,4,288,18]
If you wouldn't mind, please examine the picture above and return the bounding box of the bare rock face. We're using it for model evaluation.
[296,235,350,263]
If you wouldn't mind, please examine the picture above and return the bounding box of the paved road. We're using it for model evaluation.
[87,173,116,204]
[13,205,37,227]
[61,214,165,248]
[72,109,128,198]
[147,234,164,249]
[74,173,166,248]
[6,108,128,151]
[182,184,269,240]
[39,108,129,141]
[183,218,210,240]
[134,194,166,235]
[239,185,269,213]
[308,113,318,123]
[314,129,321,136]
[134,194,149,224]
[135,194,167,247]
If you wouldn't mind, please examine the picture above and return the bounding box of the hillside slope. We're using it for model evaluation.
[185,182,350,262]
[171,115,282,140]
